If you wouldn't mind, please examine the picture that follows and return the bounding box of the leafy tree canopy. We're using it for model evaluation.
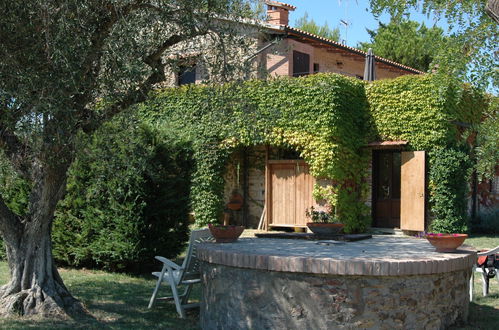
[369,0,499,91]
[358,19,447,72]
[294,12,340,41]
[0,0,257,317]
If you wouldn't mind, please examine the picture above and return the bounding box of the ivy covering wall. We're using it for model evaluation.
[366,75,485,232]
[141,73,487,233]
[141,74,371,233]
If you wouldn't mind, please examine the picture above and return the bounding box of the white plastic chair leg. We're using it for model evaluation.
[148,265,167,308]
[481,271,489,296]
[469,270,474,302]
[168,267,185,318]
[181,284,193,305]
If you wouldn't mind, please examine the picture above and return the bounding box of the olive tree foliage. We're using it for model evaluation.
[0,0,257,317]
[369,0,498,90]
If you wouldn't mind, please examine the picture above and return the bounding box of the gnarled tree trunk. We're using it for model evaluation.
[0,164,85,317]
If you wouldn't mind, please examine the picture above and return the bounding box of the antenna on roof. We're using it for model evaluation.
[340,19,350,45]
[338,0,351,45]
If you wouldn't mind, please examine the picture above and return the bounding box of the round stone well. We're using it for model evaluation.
[198,236,476,330]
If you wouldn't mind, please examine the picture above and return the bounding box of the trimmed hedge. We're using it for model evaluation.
[53,114,193,272]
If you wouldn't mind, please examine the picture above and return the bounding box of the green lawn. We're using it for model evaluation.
[0,235,497,329]
[0,262,201,329]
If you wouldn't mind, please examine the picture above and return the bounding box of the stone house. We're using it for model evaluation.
[167,1,422,87]
[162,1,496,232]
[209,1,431,231]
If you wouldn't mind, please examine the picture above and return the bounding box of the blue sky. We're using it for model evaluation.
[287,0,447,48]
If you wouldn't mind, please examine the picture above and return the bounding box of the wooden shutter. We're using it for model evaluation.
[400,151,426,231]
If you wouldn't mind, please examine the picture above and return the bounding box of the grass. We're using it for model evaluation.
[451,235,499,330]
[0,262,201,329]
[0,235,496,329]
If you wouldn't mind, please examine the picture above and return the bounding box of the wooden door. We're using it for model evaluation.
[372,151,401,228]
[267,161,315,227]
[400,151,426,231]
[270,163,295,226]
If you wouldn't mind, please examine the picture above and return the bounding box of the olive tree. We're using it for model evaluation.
[0,0,256,317]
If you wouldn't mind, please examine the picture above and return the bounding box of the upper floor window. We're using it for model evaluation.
[293,51,310,77]
[313,63,320,73]
[178,65,196,85]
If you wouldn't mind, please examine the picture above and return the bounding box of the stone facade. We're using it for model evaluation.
[223,146,266,228]
[201,263,470,330]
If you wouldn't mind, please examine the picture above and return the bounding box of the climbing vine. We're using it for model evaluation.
[366,74,486,232]
[141,74,371,232]
[139,73,487,233]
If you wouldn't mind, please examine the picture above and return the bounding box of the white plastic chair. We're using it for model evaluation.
[470,246,499,301]
[148,228,213,317]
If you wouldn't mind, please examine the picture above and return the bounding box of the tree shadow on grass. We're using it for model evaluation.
[0,277,201,330]
[70,277,201,329]
[449,300,499,330]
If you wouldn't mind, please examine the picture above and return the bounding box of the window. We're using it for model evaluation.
[292,51,310,77]
[313,63,320,73]
[178,65,196,85]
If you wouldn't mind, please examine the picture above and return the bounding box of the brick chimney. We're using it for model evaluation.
[265,1,296,26]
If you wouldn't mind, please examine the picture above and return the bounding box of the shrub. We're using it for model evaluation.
[53,114,193,272]
[0,153,31,261]
[428,147,472,233]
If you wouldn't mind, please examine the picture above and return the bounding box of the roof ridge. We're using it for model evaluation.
[285,26,424,74]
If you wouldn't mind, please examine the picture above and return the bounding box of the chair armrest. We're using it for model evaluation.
[155,256,182,270]
[477,246,499,256]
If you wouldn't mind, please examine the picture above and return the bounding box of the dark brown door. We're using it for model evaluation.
[373,151,401,228]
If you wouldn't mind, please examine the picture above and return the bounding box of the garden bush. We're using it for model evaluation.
[53,114,193,272]
[428,147,472,233]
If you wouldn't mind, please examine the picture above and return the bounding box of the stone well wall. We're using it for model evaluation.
[201,263,470,330]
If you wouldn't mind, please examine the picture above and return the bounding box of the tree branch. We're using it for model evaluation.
[0,196,23,246]
[0,124,31,179]
[74,0,152,109]
[80,30,209,133]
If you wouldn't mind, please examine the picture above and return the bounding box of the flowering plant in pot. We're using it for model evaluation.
[208,223,244,243]
[305,206,344,235]
[417,232,468,252]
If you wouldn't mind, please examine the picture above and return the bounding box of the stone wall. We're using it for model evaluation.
[201,263,470,330]
[223,146,266,228]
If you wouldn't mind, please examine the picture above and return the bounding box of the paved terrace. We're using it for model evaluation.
[198,236,476,276]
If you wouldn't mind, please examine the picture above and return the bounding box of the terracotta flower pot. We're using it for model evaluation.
[425,234,468,252]
[208,224,244,243]
[306,223,344,236]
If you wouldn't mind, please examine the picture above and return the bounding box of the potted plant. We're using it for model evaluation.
[208,223,244,243]
[418,232,468,252]
[305,206,344,236]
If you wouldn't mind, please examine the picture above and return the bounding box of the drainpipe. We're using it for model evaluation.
[243,37,282,79]
[244,37,282,62]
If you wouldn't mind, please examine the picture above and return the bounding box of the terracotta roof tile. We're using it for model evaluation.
[284,26,424,74]
[265,1,297,10]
